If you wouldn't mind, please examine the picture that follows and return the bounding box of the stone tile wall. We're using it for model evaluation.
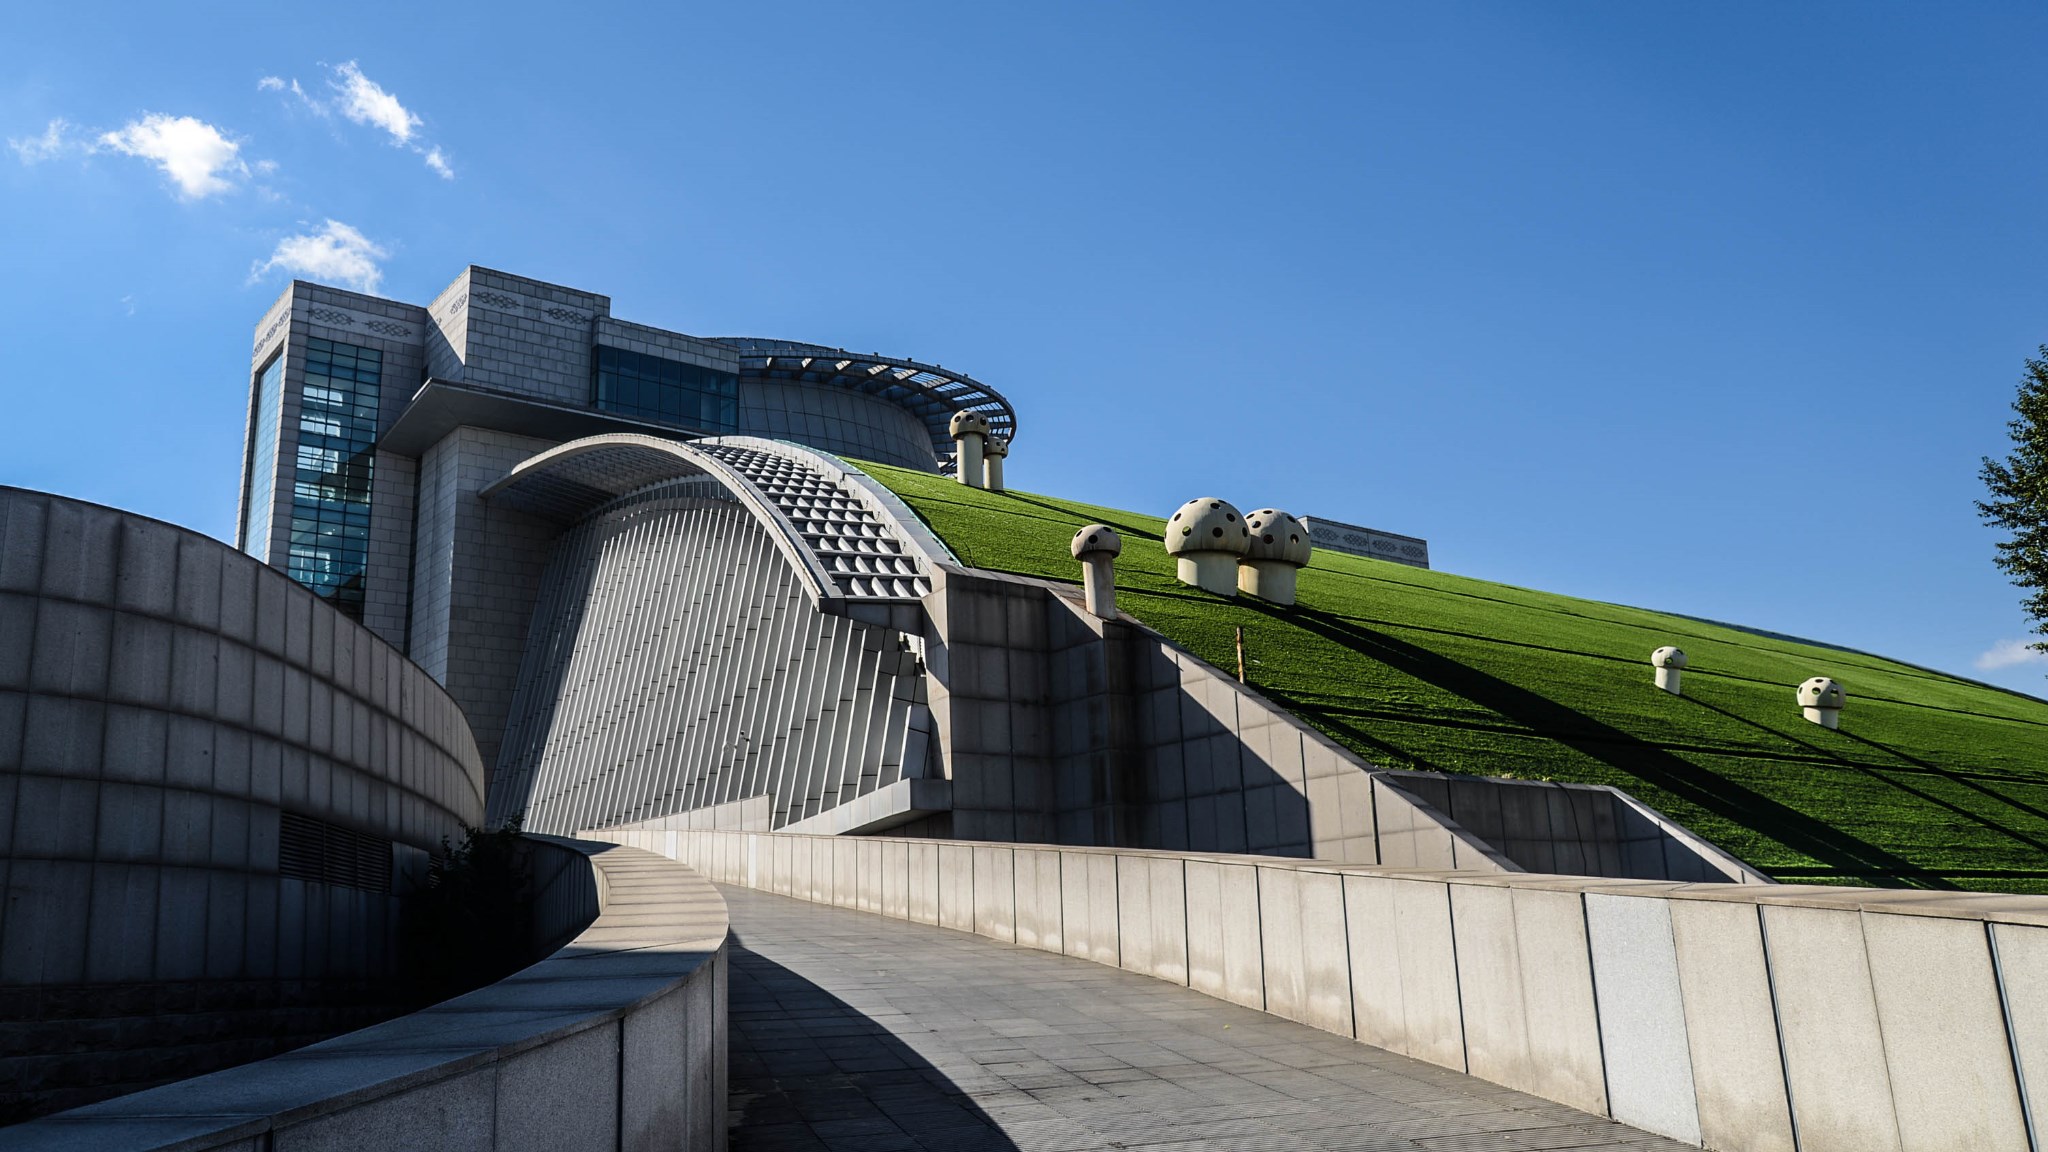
[0,488,486,1120]
[8,839,727,1152]
[922,563,1759,882]
[622,824,2048,1152]
[406,427,560,769]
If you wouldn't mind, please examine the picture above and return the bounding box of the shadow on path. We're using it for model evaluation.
[728,933,1020,1152]
[719,883,1693,1152]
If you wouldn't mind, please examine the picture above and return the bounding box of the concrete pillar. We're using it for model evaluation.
[1165,497,1250,596]
[1071,524,1122,619]
[1796,676,1844,729]
[983,436,1008,492]
[1238,509,1312,606]
[949,411,990,488]
[1650,646,1687,695]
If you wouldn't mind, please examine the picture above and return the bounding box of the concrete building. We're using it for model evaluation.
[14,265,2048,1151]
[1300,515,1430,569]
[220,267,1756,872]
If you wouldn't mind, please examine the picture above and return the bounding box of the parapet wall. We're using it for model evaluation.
[0,488,487,1118]
[926,565,1758,883]
[6,838,729,1152]
[608,824,2048,1151]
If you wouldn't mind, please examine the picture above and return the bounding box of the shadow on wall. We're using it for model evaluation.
[1275,604,1944,887]
[727,935,1020,1151]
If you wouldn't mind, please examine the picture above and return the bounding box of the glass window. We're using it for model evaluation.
[241,355,285,558]
[281,338,381,621]
[594,345,739,434]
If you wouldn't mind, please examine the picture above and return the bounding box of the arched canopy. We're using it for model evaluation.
[483,433,840,606]
[482,433,932,608]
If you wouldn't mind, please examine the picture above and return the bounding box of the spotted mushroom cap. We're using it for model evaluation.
[1164,497,1251,557]
[949,410,992,439]
[1071,523,1122,560]
[1243,509,1313,565]
[1795,676,1845,709]
[984,435,1010,459]
[1650,646,1688,669]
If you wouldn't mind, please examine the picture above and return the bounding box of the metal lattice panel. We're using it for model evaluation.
[484,433,931,607]
[697,444,931,601]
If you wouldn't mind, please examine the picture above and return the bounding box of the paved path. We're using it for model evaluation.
[721,885,1687,1152]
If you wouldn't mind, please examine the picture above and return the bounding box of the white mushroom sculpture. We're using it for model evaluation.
[1796,676,1845,729]
[1165,497,1251,596]
[1650,646,1687,695]
[1238,509,1313,606]
[983,435,1009,492]
[949,410,991,488]
[1071,523,1122,619]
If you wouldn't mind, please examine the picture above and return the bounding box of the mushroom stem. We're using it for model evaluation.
[955,432,985,488]
[1237,558,1300,606]
[1802,705,1841,730]
[983,439,1007,492]
[1655,667,1682,695]
[1082,556,1116,619]
[1179,553,1240,596]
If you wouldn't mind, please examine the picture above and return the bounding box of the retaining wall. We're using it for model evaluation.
[610,824,2048,1152]
[5,837,729,1152]
[926,565,1759,883]
[0,488,487,1118]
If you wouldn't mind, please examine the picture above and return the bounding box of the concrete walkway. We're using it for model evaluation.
[721,885,1688,1152]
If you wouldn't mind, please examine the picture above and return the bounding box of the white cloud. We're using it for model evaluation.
[96,113,249,199]
[1975,638,2048,671]
[9,119,70,164]
[251,219,388,293]
[332,61,420,145]
[263,61,452,179]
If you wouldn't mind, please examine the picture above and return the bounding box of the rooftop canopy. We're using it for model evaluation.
[712,337,1017,464]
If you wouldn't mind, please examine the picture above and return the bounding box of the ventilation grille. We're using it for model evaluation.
[278,812,394,893]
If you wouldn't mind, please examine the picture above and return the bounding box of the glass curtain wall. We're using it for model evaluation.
[240,354,285,558]
[286,338,381,620]
[594,345,738,432]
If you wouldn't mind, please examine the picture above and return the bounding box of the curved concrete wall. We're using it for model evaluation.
[737,378,938,471]
[7,838,729,1152]
[617,824,2048,1152]
[0,488,485,1114]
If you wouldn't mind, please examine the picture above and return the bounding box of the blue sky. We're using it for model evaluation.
[5,3,2048,694]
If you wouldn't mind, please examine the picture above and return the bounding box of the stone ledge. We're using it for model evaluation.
[3,838,729,1152]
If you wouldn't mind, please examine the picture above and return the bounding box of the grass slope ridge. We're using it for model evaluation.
[857,461,2048,893]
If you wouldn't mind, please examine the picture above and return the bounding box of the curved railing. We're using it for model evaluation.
[5,838,730,1151]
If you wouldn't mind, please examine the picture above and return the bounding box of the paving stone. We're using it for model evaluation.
[720,886,1690,1152]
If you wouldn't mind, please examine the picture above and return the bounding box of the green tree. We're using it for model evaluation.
[1979,348,2048,661]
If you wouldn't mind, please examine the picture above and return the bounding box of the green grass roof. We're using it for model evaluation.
[857,461,2048,892]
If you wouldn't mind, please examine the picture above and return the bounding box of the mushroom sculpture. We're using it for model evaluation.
[1650,646,1687,696]
[1238,509,1313,606]
[1165,497,1250,596]
[949,410,991,488]
[1796,676,1845,729]
[1071,523,1122,619]
[983,435,1009,492]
